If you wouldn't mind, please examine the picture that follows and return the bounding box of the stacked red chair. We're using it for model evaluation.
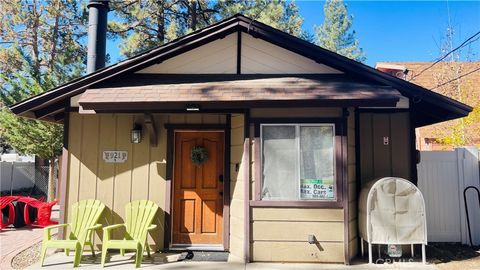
[23,199,58,227]
[0,196,57,229]
[0,196,18,229]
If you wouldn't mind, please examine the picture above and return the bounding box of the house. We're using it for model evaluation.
[376,62,480,150]
[9,5,472,264]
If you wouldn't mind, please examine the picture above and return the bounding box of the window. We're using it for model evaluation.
[261,124,336,201]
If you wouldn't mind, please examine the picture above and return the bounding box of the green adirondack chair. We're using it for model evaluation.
[40,199,105,267]
[101,200,159,268]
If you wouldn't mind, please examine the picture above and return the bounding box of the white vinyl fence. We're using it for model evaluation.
[0,161,36,192]
[417,147,480,245]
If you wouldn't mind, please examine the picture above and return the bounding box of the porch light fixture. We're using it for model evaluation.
[186,104,200,111]
[131,124,142,144]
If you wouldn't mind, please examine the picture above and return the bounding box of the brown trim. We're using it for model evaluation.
[409,103,418,185]
[252,117,345,208]
[249,200,343,208]
[164,123,231,250]
[58,101,70,240]
[144,113,158,146]
[164,123,227,130]
[342,113,350,264]
[164,128,174,249]
[80,99,399,112]
[243,138,251,262]
[34,101,65,119]
[224,114,231,251]
[236,31,241,75]
[354,109,361,196]
[357,108,409,113]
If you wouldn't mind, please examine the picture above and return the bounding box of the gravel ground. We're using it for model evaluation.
[11,242,42,270]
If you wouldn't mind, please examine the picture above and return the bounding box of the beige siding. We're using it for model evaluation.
[229,114,245,260]
[241,33,342,74]
[137,34,237,74]
[252,242,344,263]
[250,208,345,263]
[65,113,228,250]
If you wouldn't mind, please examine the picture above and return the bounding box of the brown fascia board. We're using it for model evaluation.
[10,14,472,121]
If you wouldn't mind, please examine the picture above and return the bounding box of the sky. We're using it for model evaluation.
[107,1,480,67]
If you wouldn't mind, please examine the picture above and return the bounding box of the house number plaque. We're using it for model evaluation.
[103,151,128,163]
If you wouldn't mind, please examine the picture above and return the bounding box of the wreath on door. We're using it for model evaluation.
[190,146,209,166]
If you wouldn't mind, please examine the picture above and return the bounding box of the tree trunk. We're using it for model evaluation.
[48,157,55,201]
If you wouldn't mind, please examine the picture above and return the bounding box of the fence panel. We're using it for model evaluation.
[417,147,480,245]
[0,161,58,198]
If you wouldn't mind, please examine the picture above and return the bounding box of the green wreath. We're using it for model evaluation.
[190,146,209,166]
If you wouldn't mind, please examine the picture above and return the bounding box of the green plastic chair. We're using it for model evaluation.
[101,200,159,268]
[40,199,105,267]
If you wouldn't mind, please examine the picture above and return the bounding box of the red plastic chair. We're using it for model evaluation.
[0,196,18,229]
[22,198,58,227]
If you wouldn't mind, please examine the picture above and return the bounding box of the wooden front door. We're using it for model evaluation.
[172,131,224,245]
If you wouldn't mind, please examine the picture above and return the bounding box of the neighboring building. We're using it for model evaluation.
[9,14,471,264]
[376,62,480,150]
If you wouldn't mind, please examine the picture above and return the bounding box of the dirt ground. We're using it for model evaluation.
[427,243,480,270]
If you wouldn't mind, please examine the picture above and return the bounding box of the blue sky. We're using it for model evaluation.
[107,1,480,67]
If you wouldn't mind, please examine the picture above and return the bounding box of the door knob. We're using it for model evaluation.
[219,191,223,196]
[219,175,224,182]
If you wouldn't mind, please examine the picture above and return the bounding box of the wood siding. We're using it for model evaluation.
[64,113,228,250]
[229,114,245,260]
[358,112,411,186]
[250,208,344,263]
[137,34,237,74]
[133,32,341,75]
[241,33,342,74]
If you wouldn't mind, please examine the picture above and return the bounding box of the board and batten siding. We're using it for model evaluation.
[65,112,230,250]
[134,31,341,75]
[358,112,411,186]
[229,114,246,261]
[249,107,355,263]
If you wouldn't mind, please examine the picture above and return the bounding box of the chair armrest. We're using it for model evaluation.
[102,224,125,242]
[44,223,69,241]
[147,224,157,231]
[87,224,102,231]
[45,223,69,232]
[103,224,125,232]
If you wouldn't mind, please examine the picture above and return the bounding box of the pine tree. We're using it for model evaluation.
[110,0,305,58]
[315,0,365,62]
[216,0,304,37]
[0,0,86,200]
[109,0,218,58]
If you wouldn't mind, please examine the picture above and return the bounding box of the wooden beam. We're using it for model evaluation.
[34,102,65,119]
[144,113,157,147]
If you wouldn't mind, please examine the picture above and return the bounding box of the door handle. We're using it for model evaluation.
[219,191,223,196]
[219,175,224,182]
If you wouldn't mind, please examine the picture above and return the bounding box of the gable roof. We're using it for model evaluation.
[9,14,472,127]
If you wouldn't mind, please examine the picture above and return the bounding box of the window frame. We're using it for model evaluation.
[251,118,345,208]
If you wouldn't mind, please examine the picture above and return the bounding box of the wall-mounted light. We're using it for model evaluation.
[131,124,142,144]
[186,104,200,112]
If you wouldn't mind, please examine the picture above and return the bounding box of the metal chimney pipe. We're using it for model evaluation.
[87,0,109,74]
